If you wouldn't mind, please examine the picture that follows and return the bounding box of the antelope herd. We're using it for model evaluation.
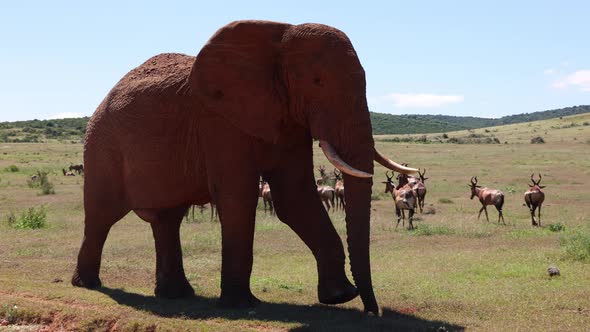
[171,163,547,228]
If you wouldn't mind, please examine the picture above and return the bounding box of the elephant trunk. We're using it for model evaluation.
[343,173,379,315]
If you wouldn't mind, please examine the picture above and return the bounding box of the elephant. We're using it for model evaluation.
[71,20,417,315]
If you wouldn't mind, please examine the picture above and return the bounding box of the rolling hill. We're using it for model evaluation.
[0,105,588,142]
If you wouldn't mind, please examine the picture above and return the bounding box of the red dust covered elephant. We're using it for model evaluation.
[72,20,417,315]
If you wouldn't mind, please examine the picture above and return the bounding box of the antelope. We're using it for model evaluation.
[383,171,416,229]
[524,173,546,227]
[413,168,428,213]
[259,180,274,216]
[333,169,345,210]
[62,168,76,176]
[69,164,84,175]
[469,176,505,224]
[185,203,217,222]
[316,165,330,185]
[317,184,336,212]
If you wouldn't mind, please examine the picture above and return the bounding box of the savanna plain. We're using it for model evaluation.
[1,114,590,331]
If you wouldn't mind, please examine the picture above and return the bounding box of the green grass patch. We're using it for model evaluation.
[409,224,456,236]
[506,228,551,239]
[438,198,454,204]
[560,230,590,261]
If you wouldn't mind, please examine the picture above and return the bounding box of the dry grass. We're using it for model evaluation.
[1,115,589,331]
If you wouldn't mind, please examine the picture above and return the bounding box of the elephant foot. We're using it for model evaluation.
[318,280,358,305]
[71,268,102,289]
[218,290,261,309]
[155,277,195,299]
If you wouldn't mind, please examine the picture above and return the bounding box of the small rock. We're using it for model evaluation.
[437,327,448,332]
[548,265,560,277]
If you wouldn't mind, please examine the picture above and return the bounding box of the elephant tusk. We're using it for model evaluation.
[374,149,419,175]
[319,140,372,178]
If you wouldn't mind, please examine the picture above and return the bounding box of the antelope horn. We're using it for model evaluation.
[470,176,476,185]
[538,173,542,184]
[319,141,372,178]
[374,149,418,175]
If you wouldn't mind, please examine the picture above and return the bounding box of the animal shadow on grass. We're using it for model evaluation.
[98,287,464,331]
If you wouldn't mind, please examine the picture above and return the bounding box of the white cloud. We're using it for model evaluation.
[48,112,85,119]
[553,70,590,92]
[383,93,464,108]
[543,68,556,75]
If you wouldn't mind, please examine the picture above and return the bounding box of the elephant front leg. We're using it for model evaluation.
[148,206,194,299]
[267,169,357,305]
[216,179,261,308]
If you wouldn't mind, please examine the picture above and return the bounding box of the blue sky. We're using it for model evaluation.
[1,0,588,122]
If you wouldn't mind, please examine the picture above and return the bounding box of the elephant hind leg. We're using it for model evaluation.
[138,206,194,299]
[72,181,129,289]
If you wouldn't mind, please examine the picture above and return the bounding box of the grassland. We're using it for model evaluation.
[1,115,589,331]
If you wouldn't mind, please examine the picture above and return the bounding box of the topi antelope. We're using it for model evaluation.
[469,176,505,225]
[333,169,345,211]
[384,171,416,229]
[413,168,428,213]
[316,180,336,212]
[259,180,274,216]
[69,164,84,175]
[316,165,330,185]
[524,173,546,227]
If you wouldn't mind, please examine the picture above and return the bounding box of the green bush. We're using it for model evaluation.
[27,170,55,195]
[560,230,590,261]
[9,206,47,229]
[4,165,19,172]
[548,223,566,232]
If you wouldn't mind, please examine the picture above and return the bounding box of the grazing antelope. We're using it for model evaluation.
[62,168,76,176]
[383,171,416,229]
[469,176,505,225]
[333,169,345,210]
[524,173,545,227]
[413,168,428,213]
[69,164,84,175]
[259,180,274,216]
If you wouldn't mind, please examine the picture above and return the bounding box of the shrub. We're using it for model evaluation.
[10,206,47,229]
[4,165,19,172]
[560,230,590,261]
[531,136,545,144]
[1,303,19,324]
[27,170,55,195]
[548,223,566,232]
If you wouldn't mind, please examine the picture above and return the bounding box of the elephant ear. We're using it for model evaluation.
[188,21,289,144]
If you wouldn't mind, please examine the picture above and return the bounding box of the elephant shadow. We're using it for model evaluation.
[97,287,464,331]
